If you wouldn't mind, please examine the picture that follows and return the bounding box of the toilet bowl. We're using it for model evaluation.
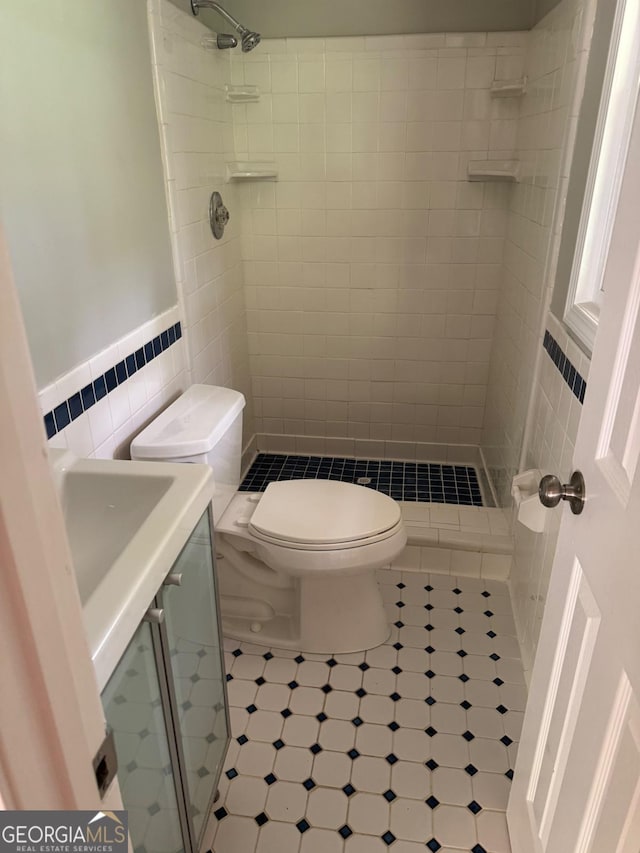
[130,384,407,654]
[216,479,407,653]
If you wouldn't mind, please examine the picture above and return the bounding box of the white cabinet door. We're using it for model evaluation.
[507,73,640,853]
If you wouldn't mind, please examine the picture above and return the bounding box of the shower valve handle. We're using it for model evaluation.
[215,203,230,228]
[209,191,229,239]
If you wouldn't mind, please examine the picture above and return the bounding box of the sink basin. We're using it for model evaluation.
[51,450,215,690]
[62,470,174,605]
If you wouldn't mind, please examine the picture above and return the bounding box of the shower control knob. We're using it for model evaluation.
[209,191,230,239]
[216,203,230,228]
[538,470,586,515]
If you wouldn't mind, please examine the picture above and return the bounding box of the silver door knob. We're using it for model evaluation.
[164,573,183,587]
[538,471,586,515]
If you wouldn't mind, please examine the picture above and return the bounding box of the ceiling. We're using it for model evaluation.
[170,0,556,39]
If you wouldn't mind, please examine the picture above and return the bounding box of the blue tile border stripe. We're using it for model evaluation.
[543,330,586,404]
[43,321,182,440]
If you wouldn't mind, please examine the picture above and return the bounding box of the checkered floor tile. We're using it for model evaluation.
[208,571,523,853]
[240,455,484,506]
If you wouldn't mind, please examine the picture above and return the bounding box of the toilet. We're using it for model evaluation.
[131,385,407,653]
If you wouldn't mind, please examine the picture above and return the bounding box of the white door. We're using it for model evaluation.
[506,73,640,853]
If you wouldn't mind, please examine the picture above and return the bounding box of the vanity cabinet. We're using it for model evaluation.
[101,508,229,853]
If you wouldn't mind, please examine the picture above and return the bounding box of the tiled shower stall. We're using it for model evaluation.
[234,32,523,449]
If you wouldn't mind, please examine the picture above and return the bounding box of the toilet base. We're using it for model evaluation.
[219,564,390,654]
[222,612,300,650]
[215,490,404,654]
[297,571,390,653]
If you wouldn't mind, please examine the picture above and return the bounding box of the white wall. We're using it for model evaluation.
[31,0,259,461]
[482,0,593,507]
[148,0,255,447]
[233,33,526,452]
[0,1,177,388]
[482,0,596,672]
[0,0,195,461]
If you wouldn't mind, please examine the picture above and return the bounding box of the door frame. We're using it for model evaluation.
[0,224,123,811]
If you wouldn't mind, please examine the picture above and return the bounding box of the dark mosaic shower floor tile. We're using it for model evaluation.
[240,454,483,506]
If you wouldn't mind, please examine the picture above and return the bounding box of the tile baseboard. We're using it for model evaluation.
[255,433,484,467]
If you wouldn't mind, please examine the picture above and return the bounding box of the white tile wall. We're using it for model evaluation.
[481,0,593,506]
[256,433,484,468]
[148,0,255,447]
[391,502,513,580]
[480,0,596,674]
[40,308,187,459]
[232,33,526,448]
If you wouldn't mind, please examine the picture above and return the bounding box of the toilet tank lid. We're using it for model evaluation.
[130,385,245,459]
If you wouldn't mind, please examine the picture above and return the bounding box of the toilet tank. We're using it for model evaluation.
[130,385,245,523]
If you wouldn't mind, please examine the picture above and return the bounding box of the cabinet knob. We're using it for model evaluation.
[164,573,183,587]
[143,607,165,624]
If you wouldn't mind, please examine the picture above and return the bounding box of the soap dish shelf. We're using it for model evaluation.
[225,85,261,103]
[467,159,520,182]
[490,77,527,98]
[226,161,278,182]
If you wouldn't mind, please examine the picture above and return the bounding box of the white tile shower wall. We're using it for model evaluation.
[482,0,592,506]
[148,0,255,446]
[481,0,595,673]
[256,432,485,468]
[232,33,526,449]
[40,308,187,459]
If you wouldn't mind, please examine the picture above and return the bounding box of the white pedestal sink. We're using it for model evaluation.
[51,450,215,690]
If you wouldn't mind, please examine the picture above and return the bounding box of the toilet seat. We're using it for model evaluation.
[218,487,407,577]
[248,480,402,551]
[250,520,404,552]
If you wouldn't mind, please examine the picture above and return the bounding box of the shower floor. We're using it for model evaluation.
[240,455,484,507]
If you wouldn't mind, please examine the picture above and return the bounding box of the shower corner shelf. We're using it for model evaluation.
[225,161,278,182]
[490,77,527,98]
[467,159,520,183]
[225,85,261,103]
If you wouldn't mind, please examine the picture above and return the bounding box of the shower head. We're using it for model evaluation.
[240,30,261,52]
[190,0,261,52]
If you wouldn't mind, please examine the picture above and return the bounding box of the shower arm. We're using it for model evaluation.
[190,0,249,36]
